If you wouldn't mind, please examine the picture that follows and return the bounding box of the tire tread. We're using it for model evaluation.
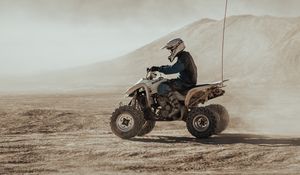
[110,105,145,139]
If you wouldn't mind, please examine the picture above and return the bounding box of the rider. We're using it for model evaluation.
[149,38,198,118]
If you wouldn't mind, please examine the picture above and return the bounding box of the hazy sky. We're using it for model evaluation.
[1,0,300,75]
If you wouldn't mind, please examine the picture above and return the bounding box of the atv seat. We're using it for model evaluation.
[179,84,212,95]
[192,84,211,88]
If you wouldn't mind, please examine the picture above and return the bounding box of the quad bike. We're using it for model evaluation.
[110,69,229,139]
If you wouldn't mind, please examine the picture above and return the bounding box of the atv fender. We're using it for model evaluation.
[185,86,210,107]
[125,83,152,107]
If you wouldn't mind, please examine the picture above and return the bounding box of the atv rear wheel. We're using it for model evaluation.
[186,107,217,139]
[110,105,145,139]
[206,104,229,134]
[137,120,156,136]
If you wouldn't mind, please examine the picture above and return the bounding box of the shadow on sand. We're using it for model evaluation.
[130,133,300,146]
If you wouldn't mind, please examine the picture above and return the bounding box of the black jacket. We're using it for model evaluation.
[159,51,198,85]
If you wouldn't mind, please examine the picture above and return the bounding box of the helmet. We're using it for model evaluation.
[162,38,186,62]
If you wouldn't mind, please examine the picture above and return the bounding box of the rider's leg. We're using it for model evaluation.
[158,82,180,118]
[167,92,180,118]
[157,83,172,96]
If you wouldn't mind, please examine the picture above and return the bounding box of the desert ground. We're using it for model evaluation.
[0,91,299,175]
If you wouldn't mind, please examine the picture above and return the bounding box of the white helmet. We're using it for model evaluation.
[162,38,186,62]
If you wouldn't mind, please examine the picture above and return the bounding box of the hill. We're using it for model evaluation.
[3,15,300,91]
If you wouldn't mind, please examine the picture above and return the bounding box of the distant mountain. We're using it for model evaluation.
[1,15,300,91]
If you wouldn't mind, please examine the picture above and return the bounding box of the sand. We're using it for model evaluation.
[0,92,299,174]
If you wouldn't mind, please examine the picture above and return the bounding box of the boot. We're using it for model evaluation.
[167,92,181,119]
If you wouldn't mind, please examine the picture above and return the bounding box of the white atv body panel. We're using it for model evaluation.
[125,74,228,108]
[125,77,168,96]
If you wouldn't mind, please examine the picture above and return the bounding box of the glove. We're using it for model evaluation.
[149,66,160,72]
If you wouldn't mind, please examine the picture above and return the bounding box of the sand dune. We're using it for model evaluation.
[1,15,300,90]
[74,15,300,87]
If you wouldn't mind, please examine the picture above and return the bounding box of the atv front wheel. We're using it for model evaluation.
[137,120,156,136]
[206,104,229,134]
[110,105,145,139]
[186,107,217,139]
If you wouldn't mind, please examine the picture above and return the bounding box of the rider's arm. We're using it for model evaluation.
[159,61,185,74]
